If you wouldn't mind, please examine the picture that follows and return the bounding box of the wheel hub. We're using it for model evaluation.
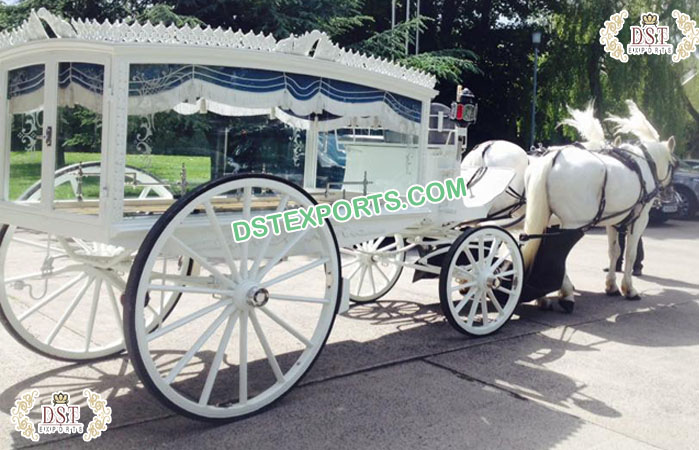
[247,287,270,307]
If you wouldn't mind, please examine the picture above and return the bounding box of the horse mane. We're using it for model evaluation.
[558,100,606,148]
[606,100,660,142]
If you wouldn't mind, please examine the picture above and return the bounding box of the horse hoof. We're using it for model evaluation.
[559,299,575,313]
[606,289,621,297]
[626,294,641,301]
[537,298,553,310]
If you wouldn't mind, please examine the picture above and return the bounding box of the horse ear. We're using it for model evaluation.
[667,136,676,154]
[613,135,622,147]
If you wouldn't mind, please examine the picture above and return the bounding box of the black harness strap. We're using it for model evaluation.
[521,144,668,241]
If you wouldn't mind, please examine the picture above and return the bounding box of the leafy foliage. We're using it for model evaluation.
[0,0,697,156]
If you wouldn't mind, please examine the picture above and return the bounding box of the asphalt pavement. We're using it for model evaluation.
[1,219,698,450]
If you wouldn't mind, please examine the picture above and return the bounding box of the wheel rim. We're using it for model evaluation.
[126,175,340,420]
[0,164,176,360]
[441,227,523,336]
[341,235,405,303]
[0,226,186,360]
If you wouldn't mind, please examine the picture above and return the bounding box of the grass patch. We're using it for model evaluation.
[9,151,211,200]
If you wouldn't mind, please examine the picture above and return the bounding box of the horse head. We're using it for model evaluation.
[607,100,676,187]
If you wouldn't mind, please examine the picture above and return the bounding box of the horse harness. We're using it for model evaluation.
[558,143,667,233]
[520,142,674,241]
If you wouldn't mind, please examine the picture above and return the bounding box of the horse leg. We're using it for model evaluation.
[621,210,649,300]
[556,272,575,313]
[605,226,621,296]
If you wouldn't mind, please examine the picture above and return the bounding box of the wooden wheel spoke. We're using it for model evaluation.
[367,265,377,293]
[170,237,235,289]
[495,269,516,279]
[249,309,284,384]
[45,277,95,345]
[199,310,239,405]
[164,304,235,384]
[240,186,252,279]
[148,299,230,342]
[239,310,248,404]
[486,238,501,265]
[204,201,240,282]
[259,306,310,347]
[371,236,386,251]
[250,194,289,278]
[451,280,476,292]
[486,288,505,315]
[374,264,391,284]
[480,295,489,325]
[256,227,311,281]
[84,279,103,352]
[268,293,330,304]
[466,292,480,325]
[259,258,328,289]
[347,263,363,280]
[106,284,122,328]
[454,288,476,314]
[18,274,86,321]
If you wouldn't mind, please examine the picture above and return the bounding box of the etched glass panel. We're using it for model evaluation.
[53,62,105,214]
[7,64,44,203]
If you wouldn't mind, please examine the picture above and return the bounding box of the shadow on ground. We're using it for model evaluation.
[3,269,698,449]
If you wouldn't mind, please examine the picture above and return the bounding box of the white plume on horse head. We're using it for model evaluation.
[607,99,675,184]
[558,100,606,149]
[606,99,660,142]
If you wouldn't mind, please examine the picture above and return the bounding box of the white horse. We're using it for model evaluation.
[461,102,607,226]
[522,100,676,310]
[461,140,529,222]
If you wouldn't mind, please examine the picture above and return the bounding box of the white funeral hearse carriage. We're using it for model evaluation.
[0,9,524,421]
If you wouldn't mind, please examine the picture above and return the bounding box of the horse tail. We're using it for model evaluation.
[522,152,555,270]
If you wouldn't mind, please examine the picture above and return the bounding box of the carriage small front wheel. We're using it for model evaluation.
[341,234,405,303]
[124,174,342,422]
[439,226,523,336]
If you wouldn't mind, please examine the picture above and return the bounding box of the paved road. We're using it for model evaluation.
[1,219,698,449]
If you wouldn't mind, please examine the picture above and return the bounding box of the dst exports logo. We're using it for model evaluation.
[600,10,698,63]
[10,389,112,442]
[628,12,672,55]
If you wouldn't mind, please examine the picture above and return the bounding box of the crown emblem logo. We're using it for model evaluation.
[641,13,658,26]
[52,393,69,405]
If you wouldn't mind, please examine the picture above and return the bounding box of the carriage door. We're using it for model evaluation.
[1,54,108,215]
[1,59,48,205]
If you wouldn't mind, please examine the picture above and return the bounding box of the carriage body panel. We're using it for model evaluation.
[0,14,446,245]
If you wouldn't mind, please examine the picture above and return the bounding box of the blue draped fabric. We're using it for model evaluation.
[7,64,45,99]
[58,63,104,95]
[128,64,421,124]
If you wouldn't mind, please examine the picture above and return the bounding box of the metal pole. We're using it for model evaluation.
[415,0,420,54]
[529,45,539,150]
[405,0,410,55]
[391,0,396,28]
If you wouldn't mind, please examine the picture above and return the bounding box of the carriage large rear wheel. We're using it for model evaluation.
[0,164,181,361]
[124,174,341,422]
[439,226,523,336]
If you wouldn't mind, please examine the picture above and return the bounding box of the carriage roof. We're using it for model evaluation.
[0,9,438,134]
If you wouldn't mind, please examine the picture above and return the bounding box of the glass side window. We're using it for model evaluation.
[7,64,45,203]
[318,128,418,194]
[124,64,305,215]
[53,62,105,213]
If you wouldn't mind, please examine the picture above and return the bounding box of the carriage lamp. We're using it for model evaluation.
[450,85,478,126]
